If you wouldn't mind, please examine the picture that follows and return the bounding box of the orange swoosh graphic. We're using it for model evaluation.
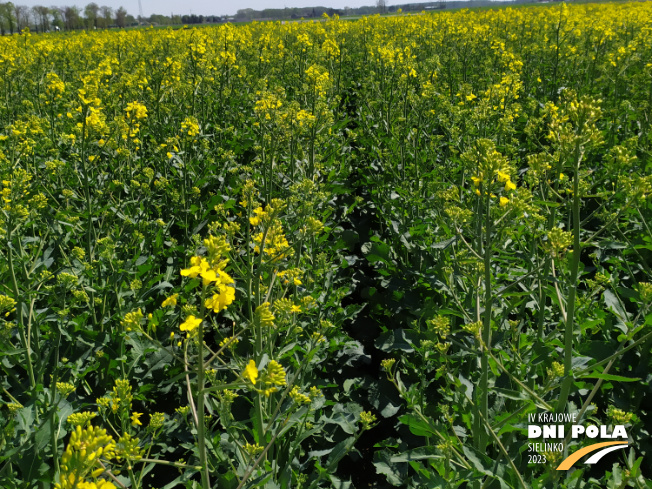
[557,442,628,470]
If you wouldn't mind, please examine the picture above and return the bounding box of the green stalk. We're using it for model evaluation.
[245,201,254,322]
[243,211,265,452]
[252,229,268,450]
[7,225,36,391]
[557,143,583,412]
[467,394,528,489]
[253,334,265,449]
[79,107,93,262]
[478,189,492,453]
[197,288,210,488]
[79,107,99,327]
[472,191,483,462]
[50,325,63,475]
[308,93,317,179]
[127,466,139,489]
[536,154,565,340]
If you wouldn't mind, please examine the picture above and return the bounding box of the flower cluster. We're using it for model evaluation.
[55,425,116,489]
[242,359,288,397]
[180,236,236,325]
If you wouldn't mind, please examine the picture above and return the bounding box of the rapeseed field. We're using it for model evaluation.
[1,3,651,487]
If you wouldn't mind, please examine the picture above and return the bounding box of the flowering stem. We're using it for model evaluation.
[127,466,138,489]
[79,107,98,328]
[478,190,492,453]
[465,392,528,489]
[7,225,36,392]
[96,462,128,489]
[245,201,254,322]
[79,106,93,261]
[235,423,284,489]
[537,153,565,340]
[557,144,583,412]
[184,346,199,426]
[196,288,210,488]
[308,105,316,178]
[254,365,265,450]
[50,332,63,476]
[483,347,554,411]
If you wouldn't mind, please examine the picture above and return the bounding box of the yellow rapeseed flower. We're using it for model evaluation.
[244,360,258,384]
[130,412,143,426]
[180,256,206,278]
[496,170,510,183]
[204,285,235,313]
[249,206,267,226]
[78,481,117,489]
[181,256,233,287]
[161,293,178,307]
[180,315,202,332]
[255,302,275,327]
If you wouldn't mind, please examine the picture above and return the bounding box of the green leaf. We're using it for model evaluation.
[461,446,491,476]
[34,420,51,451]
[321,406,358,435]
[374,329,418,352]
[329,475,353,489]
[308,448,333,458]
[16,405,35,436]
[493,387,530,402]
[361,240,392,264]
[326,437,356,470]
[432,236,456,250]
[368,381,401,418]
[604,289,630,323]
[580,373,640,382]
[388,447,439,463]
[373,449,408,486]
[398,414,436,437]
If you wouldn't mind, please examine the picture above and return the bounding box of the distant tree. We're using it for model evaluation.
[32,5,50,32]
[235,8,254,20]
[29,6,39,30]
[84,2,99,28]
[14,4,28,30]
[376,0,386,13]
[149,13,169,25]
[63,5,81,29]
[99,5,111,27]
[181,13,202,24]
[0,2,17,34]
[114,6,126,27]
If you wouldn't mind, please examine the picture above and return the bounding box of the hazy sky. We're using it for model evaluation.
[14,0,407,17]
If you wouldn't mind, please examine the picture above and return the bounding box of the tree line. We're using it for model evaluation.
[0,2,232,33]
[0,2,137,33]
